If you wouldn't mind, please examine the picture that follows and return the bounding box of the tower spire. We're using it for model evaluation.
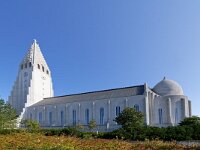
[8,40,54,117]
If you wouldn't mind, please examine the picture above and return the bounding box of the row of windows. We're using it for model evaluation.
[37,64,49,74]
[158,108,178,125]
[36,105,140,126]
[21,63,49,75]
[69,108,104,125]
[21,62,32,69]
[36,108,177,126]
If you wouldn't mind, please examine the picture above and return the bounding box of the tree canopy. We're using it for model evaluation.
[21,119,40,130]
[0,98,17,129]
[114,107,144,132]
[179,116,200,126]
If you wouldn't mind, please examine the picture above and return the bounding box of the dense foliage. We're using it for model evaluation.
[113,108,200,141]
[179,116,200,126]
[0,98,17,129]
[21,119,40,131]
[114,107,144,131]
[0,123,198,141]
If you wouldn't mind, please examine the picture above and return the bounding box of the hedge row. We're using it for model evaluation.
[0,125,199,141]
[100,125,200,141]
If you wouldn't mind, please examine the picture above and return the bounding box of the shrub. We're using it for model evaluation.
[43,127,82,137]
[0,129,23,135]
[179,116,200,126]
[88,119,97,131]
[21,119,40,131]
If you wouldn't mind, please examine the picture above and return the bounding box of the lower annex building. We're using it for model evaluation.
[8,40,192,131]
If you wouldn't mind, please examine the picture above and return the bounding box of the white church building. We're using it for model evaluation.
[8,40,192,131]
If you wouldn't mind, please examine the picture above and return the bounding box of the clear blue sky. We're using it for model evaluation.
[0,1,200,116]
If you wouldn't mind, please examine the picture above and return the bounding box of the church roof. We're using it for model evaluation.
[30,85,145,107]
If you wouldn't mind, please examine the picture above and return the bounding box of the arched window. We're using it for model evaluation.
[61,111,64,126]
[49,112,52,125]
[85,109,89,124]
[134,104,139,112]
[29,62,32,67]
[38,64,40,69]
[39,112,42,124]
[42,66,45,72]
[72,110,76,125]
[100,107,104,125]
[21,64,23,70]
[158,108,163,124]
[116,106,121,117]
[46,70,49,75]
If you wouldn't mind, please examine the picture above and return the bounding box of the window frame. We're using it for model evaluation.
[116,106,121,117]
[158,108,163,124]
[100,107,104,125]
[72,110,76,125]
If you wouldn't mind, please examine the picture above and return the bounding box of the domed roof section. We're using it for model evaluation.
[153,77,184,96]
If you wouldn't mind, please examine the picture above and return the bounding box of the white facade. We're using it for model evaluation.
[9,41,192,131]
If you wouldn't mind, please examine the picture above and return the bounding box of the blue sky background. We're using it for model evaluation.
[0,1,200,116]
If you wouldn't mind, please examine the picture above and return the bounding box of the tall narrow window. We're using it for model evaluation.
[100,107,104,125]
[29,62,32,67]
[21,64,23,70]
[30,113,32,120]
[25,63,27,68]
[116,106,121,117]
[85,109,89,124]
[42,66,45,72]
[134,104,139,112]
[49,112,52,125]
[175,108,178,124]
[38,64,40,69]
[72,110,76,125]
[46,70,49,75]
[61,111,64,126]
[158,108,163,124]
[39,112,42,124]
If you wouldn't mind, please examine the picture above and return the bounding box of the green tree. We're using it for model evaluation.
[88,119,97,130]
[179,116,200,126]
[22,119,40,130]
[0,98,17,129]
[114,107,144,132]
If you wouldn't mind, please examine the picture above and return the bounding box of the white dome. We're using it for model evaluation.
[153,78,184,96]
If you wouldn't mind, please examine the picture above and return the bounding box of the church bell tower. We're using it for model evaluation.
[8,40,54,118]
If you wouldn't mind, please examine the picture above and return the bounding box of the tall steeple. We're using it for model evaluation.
[8,40,54,120]
[21,40,49,70]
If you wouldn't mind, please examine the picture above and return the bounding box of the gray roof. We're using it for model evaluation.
[30,85,145,107]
